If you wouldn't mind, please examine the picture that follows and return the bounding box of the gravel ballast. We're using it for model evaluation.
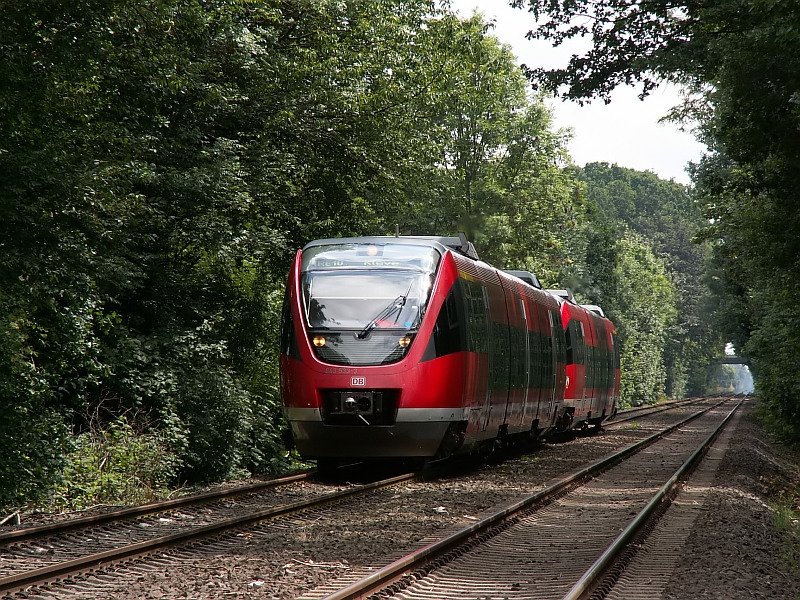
[662,402,800,599]
[8,398,799,599]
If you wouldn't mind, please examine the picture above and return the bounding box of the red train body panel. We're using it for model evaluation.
[560,300,619,428]
[280,236,620,460]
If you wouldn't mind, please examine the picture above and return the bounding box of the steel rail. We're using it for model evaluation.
[560,398,743,600]
[607,397,690,420]
[319,397,733,600]
[0,471,312,545]
[0,472,415,595]
[605,397,704,427]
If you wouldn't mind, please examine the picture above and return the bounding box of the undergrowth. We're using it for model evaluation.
[771,488,800,575]
[46,417,181,512]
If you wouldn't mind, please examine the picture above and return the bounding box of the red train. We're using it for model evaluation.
[280,235,620,464]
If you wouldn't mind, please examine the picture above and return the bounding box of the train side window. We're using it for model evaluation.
[541,331,546,390]
[489,321,510,389]
[514,323,527,388]
[527,330,536,389]
[517,298,528,389]
[564,322,574,365]
[552,310,565,365]
[576,321,585,365]
[280,289,300,359]
[535,331,542,389]
[428,284,466,358]
[463,281,489,354]
[446,290,459,329]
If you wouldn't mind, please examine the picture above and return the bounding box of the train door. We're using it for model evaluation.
[461,279,492,437]
[598,321,614,415]
[545,305,557,424]
[551,306,567,425]
[590,316,611,421]
[528,300,543,428]
[499,291,527,433]
[584,317,597,419]
[576,319,588,419]
[564,312,588,421]
[612,330,621,406]
[518,297,533,430]
[486,285,510,434]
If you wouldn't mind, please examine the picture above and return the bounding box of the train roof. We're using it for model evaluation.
[581,304,606,318]
[547,291,611,323]
[302,234,480,260]
[503,270,542,289]
[546,288,576,303]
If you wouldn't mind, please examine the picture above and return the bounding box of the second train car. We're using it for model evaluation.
[280,235,619,462]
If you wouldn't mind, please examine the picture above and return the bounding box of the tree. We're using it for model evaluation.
[0,0,453,506]
[514,0,800,440]
[581,218,677,406]
[381,14,583,286]
[579,163,722,397]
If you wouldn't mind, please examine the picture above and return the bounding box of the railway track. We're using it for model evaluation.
[1,396,735,598]
[584,399,747,600]
[605,396,705,427]
[0,470,313,545]
[0,470,414,597]
[304,396,740,600]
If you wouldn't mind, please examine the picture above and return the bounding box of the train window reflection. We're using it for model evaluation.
[302,243,440,273]
[301,243,441,331]
[303,272,433,330]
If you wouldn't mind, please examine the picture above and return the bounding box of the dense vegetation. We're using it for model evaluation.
[578,164,718,404]
[514,0,800,442]
[1,0,725,512]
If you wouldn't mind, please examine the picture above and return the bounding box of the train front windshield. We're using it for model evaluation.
[300,243,441,365]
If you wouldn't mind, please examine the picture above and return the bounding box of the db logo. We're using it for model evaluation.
[351,376,366,386]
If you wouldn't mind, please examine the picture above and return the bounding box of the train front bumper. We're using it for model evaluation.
[285,407,463,459]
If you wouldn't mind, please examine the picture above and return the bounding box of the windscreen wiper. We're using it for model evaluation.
[356,294,407,339]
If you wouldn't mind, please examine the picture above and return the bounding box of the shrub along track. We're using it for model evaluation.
[1,397,731,599]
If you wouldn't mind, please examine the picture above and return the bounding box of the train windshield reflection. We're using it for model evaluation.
[301,243,440,330]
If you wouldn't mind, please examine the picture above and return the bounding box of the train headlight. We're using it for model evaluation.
[313,335,326,348]
[398,335,411,348]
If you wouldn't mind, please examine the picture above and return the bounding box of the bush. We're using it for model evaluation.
[49,416,180,511]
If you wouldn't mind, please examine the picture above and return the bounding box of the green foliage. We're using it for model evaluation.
[2,0,412,503]
[1,0,736,511]
[583,228,677,406]
[49,416,180,511]
[707,364,738,395]
[691,3,800,441]
[579,163,724,398]
[516,0,800,436]
[380,14,583,286]
[5,0,582,506]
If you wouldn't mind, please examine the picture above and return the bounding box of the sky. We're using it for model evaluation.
[449,0,707,184]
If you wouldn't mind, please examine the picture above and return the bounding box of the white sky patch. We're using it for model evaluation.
[448,0,707,184]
